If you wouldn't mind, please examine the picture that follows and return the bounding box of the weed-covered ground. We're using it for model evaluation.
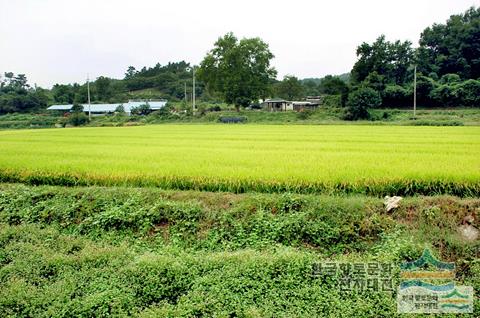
[1,108,480,131]
[0,184,478,317]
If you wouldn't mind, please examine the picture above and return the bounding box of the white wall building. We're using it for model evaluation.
[47,100,167,115]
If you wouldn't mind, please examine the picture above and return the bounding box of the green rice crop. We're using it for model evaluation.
[0,124,479,196]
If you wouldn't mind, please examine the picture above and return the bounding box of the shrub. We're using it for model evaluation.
[115,105,125,114]
[68,112,89,126]
[414,75,437,106]
[455,79,480,106]
[321,95,341,107]
[127,255,194,306]
[344,87,381,120]
[150,105,172,119]
[407,119,464,126]
[130,104,151,116]
[71,104,84,113]
[208,106,222,112]
[439,73,461,85]
[383,85,410,107]
[430,79,480,107]
[296,109,313,120]
[430,84,458,107]
[276,193,304,213]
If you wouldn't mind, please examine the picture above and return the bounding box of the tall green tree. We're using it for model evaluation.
[301,80,320,96]
[351,35,414,84]
[124,66,137,79]
[0,72,48,114]
[52,84,75,104]
[318,75,348,95]
[418,7,480,79]
[95,76,113,101]
[198,32,277,110]
[276,75,304,100]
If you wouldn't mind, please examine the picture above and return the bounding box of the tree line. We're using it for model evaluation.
[1,6,478,116]
[0,62,204,114]
[50,61,204,105]
[0,73,49,114]
[343,7,480,118]
[197,7,479,116]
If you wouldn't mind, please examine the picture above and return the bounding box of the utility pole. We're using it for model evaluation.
[87,74,91,120]
[192,66,196,113]
[184,82,187,103]
[413,65,417,119]
[185,66,196,113]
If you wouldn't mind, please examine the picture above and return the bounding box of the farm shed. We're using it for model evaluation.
[291,101,320,111]
[261,98,292,112]
[306,96,323,104]
[47,100,167,115]
[261,99,320,112]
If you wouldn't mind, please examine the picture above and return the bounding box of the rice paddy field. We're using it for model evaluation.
[0,124,479,196]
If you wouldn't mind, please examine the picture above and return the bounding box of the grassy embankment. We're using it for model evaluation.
[1,108,479,130]
[0,114,60,129]
[0,184,478,317]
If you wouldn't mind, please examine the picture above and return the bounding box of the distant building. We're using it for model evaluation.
[261,98,320,112]
[291,101,320,111]
[261,99,292,111]
[47,100,167,115]
[305,96,323,104]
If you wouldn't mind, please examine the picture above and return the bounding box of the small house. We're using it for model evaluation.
[291,101,320,112]
[261,99,293,112]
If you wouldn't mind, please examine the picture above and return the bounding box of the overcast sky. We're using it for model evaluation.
[0,0,478,88]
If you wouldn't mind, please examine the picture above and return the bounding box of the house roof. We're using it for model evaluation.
[291,101,313,105]
[47,100,167,113]
[263,98,287,103]
[48,104,74,110]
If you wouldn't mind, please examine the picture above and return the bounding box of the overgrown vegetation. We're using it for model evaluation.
[1,107,479,130]
[344,87,381,120]
[0,184,478,317]
[0,114,59,129]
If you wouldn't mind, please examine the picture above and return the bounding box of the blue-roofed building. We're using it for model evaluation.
[47,100,167,115]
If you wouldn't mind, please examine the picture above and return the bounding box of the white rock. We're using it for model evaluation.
[458,224,479,242]
[384,196,402,212]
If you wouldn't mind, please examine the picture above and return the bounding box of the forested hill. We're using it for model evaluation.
[301,73,350,86]
[0,62,200,114]
[50,61,204,105]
